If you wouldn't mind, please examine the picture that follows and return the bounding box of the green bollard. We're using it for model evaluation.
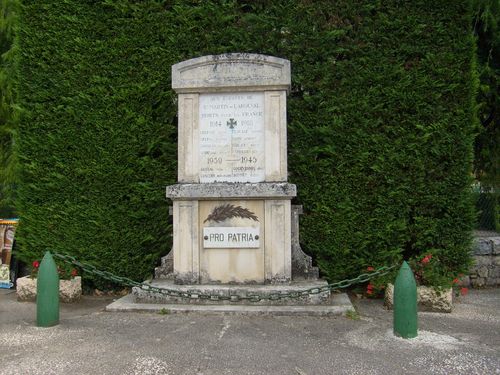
[393,261,417,338]
[37,251,59,327]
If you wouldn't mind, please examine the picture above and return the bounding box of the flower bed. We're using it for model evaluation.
[366,253,469,313]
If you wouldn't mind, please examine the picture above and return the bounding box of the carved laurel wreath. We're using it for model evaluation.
[204,204,259,223]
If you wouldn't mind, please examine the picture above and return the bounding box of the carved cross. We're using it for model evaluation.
[226,118,237,130]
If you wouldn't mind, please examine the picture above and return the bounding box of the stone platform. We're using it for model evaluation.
[106,279,354,316]
[107,292,353,316]
[132,280,330,306]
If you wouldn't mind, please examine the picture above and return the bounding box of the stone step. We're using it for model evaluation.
[107,293,354,316]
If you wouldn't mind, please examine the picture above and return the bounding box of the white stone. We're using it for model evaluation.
[166,182,296,200]
[16,276,82,303]
[16,276,37,301]
[177,93,199,183]
[172,53,291,93]
[385,283,452,313]
[264,90,288,181]
[199,200,265,284]
[264,199,291,282]
[173,55,290,183]
[59,276,82,302]
[199,92,265,183]
[172,200,200,284]
[203,227,260,248]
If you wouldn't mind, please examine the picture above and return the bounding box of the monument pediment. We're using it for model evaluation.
[172,53,291,92]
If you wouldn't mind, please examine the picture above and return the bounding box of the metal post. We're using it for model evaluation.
[393,261,417,338]
[37,251,59,327]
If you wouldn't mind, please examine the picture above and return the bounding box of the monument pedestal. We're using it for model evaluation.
[154,203,319,282]
[166,182,295,285]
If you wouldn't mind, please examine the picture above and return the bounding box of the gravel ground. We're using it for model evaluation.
[0,288,499,375]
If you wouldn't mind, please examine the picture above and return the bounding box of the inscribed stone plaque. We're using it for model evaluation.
[203,227,260,248]
[199,92,264,183]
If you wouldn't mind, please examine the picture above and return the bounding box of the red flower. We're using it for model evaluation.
[33,260,40,269]
[366,266,375,272]
[366,282,375,296]
[452,278,459,284]
[71,269,78,277]
[460,287,468,296]
[367,283,374,291]
[421,255,432,264]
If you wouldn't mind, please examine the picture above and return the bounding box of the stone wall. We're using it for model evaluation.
[468,235,500,287]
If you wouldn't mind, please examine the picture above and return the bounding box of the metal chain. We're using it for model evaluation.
[53,252,397,303]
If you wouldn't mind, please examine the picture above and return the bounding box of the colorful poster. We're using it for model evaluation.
[0,218,19,288]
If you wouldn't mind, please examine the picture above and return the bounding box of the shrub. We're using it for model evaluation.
[8,0,476,287]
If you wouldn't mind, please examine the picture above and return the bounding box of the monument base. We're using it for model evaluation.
[107,292,353,316]
[166,183,297,284]
[155,205,320,282]
[108,282,354,316]
[132,280,330,306]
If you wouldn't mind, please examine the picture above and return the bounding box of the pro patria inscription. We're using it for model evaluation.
[199,92,265,183]
[203,227,260,248]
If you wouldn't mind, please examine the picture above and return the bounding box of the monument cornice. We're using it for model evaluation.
[172,53,291,93]
[166,182,296,200]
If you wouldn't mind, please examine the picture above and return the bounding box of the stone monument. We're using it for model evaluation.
[128,54,349,311]
[168,53,297,285]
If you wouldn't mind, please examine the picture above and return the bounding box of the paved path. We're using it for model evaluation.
[0,288,499,374]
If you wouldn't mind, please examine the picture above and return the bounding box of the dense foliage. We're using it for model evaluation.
[0,0,19,218]
[4,0,477,286]
[473,0,499,188]
[286,0,478,282]
[472,0,499,230]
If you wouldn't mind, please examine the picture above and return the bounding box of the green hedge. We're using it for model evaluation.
[472,0,500,189]
[0,0,19,217]
[11,0,477,286]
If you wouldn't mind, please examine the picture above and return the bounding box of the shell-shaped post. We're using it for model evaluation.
[393,261,417,338]
[37,251,60,327]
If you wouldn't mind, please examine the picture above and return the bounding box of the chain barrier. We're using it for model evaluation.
[53,252,397,303]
